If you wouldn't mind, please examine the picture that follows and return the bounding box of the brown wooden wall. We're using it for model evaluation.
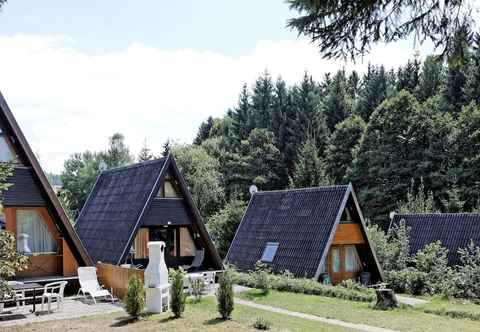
[62,239,79,277]
[332,224,365,245]
[96,262,145,299]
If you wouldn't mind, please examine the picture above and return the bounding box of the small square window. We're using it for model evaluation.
[261,242,279,263]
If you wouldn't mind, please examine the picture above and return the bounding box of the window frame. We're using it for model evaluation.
[261,242,279,263]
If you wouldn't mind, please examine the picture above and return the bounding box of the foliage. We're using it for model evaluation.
[252,317,271,330]
[398,178,438,214]
[232,269,375,302]
[0,231,29,299]
[207,199,247,258]
[137,139,154,162]
[172,144,225,218]
[169,268,187,318]
[190,277,205,302]
[217,267,234,320]
[103,133,133,168]
[456,240,480,301]
[124,275,144,319]
[253,261,271,295]
[290,137,332,188]
[287,0,475,61]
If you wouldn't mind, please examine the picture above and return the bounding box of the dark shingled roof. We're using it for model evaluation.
[390,213,480,266]
[227,185,351,278]
[75,158,167,264]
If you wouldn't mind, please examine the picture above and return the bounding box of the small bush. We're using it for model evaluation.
[124,275,144,319]
[217,267,234,319]
[340,279,368,292]
[169,268,187,318]
[252,317,271,330]
[254,261,271,294]
[456,241,480,301]
[190,277,205,302]
[231,269,375,302]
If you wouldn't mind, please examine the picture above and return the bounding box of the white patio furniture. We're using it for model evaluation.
[181,249,205,271]
[40,281,67,313]
[77,267,115,304]
[7,281,26,310]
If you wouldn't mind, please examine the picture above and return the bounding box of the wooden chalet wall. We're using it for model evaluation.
[96,262,144,299]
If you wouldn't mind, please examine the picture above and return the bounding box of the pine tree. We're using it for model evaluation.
[231,85,253,141]
[416,56,445,101]
[356,64,389,121]
[291,137,333,188]
[137,138,154,162]
[464,33,480,105]
[194,116,214,145]
[251,70,275,130]
[323,70,352,131]
[325,115,366,183]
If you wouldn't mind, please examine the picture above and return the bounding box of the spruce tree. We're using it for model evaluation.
[231,85,253,141]
[356,64,389,121]
[251,71,275,130]
[137,138,154,162]
[416,56,445,101]
[291,137,332,188]
[194,116,214,145]
[325,115,366,183]
[323,70,352,132]
[464,33,480,105]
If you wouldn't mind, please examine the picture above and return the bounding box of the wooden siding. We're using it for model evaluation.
[332,223,365,245]
[133,228,149,259]
[62,239,79,277]
[16,255,62,278]
[142,198,192,226]
[96,262,144,299]
[2,167,46,206]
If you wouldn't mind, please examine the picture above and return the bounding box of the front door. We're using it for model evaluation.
[328,245,361,284]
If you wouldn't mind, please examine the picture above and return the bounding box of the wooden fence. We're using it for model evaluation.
[96,262,144,299]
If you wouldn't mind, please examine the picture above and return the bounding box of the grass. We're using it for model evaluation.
[1,297,354,332]
[237,289,480,332]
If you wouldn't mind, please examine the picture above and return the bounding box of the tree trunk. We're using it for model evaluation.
[374,288,398,310]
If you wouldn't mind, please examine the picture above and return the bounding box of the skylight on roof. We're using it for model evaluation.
[261,242,279,263]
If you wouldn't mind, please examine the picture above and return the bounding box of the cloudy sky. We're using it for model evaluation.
[0,0,429,173]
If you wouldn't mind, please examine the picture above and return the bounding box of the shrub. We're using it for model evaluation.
[386,268,427,295]
[231,269,375,302]
[252,317,271,330]
[190,277,205,302]
[0,228,28,300]
[340,279,367,292]
[217,267,234,319]
[169,268,187,318]
[254,261,271,294]
[124,275,144,319]
[456,241,480,301]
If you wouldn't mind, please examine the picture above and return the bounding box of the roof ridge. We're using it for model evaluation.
[395,212,480,216]
[101,157,167,174]
[254,184,349,195]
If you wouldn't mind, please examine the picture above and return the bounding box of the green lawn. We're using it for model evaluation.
[237,289,480,332]
[2,297,353,332]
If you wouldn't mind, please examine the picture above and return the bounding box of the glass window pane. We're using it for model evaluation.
[345,245,360,272]
[179,227,196,257]
[332,248,341,272]
[261,242,279,263]
[16,210,58,254]
[164,181,178,197]
[0,136,14,162]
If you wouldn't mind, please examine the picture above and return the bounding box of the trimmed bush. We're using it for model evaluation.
[217,267,235,319]
[190,277,205,302]
[254,261,271,295]
[169,268,187,318]
[124,275,145,319]
[252,317,272,330]
[456,241,480,301]
[231,269,375,302]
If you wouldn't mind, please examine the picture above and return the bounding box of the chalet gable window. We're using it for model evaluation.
[16,210,58,255]
[0,130,15,162]
[156,174,182,198]
[261,242,279,263]
[340,207,354,224]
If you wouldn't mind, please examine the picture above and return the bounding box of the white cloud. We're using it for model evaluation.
[0,34,420,173]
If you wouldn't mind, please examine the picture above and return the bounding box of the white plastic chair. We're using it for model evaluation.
[41,281,67,313]
[77,267,114,304]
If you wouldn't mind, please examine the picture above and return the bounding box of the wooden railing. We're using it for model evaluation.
[96,262,144,299]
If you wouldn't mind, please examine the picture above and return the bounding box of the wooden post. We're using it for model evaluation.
[374,288,398,310]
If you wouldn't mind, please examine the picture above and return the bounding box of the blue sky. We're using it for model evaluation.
[0,1,424,173]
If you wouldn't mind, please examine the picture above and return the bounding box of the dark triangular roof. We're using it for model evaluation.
[226,184,383,280]
[390,213,480,265]
[75,154,223,269]
[0,91,92,266]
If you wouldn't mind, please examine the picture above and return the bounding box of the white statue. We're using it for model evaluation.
[145,241,170,313]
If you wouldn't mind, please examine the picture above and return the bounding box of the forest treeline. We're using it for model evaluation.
[60,34,480,258]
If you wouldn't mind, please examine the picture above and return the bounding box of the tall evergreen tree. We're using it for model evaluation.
[464,33,480,105]
[323,70,352,131]
[137,138,154,162]
[325,115,366,183]
[396,59,420,94]
[251,71,275,130]
[194,116,214,145]
[231,85,253,141]
[291,137,332,188]
[356,64,389,121]
[416,56,445,102]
